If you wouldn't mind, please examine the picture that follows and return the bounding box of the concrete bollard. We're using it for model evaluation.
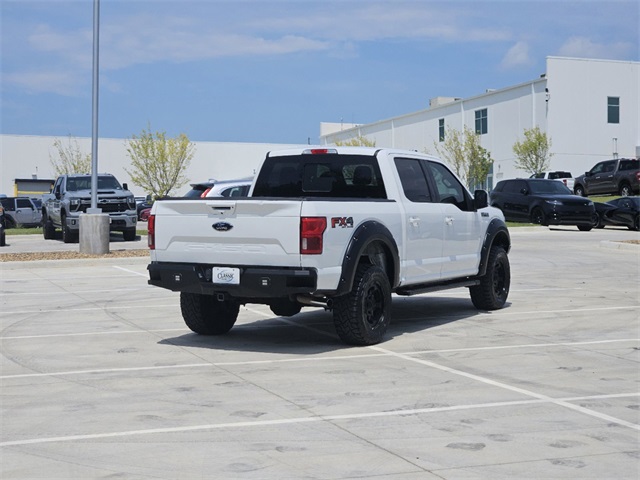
[79,214,110,254]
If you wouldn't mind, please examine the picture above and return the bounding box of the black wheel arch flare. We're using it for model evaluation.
[335,221,400,296]
[478,218,511,277]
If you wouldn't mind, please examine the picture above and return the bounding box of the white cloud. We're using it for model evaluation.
[500,41,532,69]
[557,36,634,60]
[3,71,84,96]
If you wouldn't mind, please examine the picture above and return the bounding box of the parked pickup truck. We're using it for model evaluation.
[573,158,639,197]
[529,170,574,191]
[147,147,511,345]
[42,173,138,243]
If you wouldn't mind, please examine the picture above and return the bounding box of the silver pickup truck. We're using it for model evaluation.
[42,173,138,243]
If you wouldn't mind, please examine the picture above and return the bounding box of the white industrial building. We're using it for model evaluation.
[320,56,640,188]
[1,56,638,197]
[0,135,304,197]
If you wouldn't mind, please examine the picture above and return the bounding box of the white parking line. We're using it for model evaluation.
[476,305,638,316]
[1,338,636,379]
[112,265,148,277]
[1,287,159,297]
[0,304,177,316]
[370,345,640,432]
[1,328,187,340]
[1,392,637,447]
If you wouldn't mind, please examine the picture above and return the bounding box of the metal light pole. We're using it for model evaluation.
[80,0,110,253]
[89,0,100,212]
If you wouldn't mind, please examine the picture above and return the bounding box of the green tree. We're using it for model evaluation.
[49,135,92,175]
[465,131,493,190]
[512,126,553,175]
[125,127,195,198]
[434,125,493,189]
[334,135,376,147]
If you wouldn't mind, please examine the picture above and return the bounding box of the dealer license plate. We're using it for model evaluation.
[212,267,240,285]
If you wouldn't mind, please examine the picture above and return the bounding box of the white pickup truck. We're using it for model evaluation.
[148,147,511,345]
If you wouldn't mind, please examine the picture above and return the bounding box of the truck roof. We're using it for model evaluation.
[266,146,443,163]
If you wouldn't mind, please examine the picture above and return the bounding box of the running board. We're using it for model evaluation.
[395,278,480,296]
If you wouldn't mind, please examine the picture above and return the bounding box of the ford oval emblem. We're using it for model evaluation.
[212,222,233,232]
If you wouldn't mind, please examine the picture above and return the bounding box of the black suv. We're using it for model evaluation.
[0,204,6,246]
[491,178,596,231]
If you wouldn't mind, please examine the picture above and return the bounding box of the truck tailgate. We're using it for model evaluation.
[152,199,303,267]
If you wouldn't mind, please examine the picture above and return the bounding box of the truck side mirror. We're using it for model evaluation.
[473,190,488,209]
[55,191,61,200]
[123,183,128,191]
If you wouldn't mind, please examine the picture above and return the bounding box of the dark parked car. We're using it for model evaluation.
[594,196,640,231]
[491,178,596,231]
[0,204,6,246]
[139,207,152,222]
[136,196,154,220]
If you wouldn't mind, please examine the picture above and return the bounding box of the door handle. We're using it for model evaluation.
[445,216,454,225]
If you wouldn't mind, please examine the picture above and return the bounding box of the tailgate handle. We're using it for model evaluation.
[207,202,237,216]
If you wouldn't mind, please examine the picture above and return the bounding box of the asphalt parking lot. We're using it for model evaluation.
[1,227,638,479]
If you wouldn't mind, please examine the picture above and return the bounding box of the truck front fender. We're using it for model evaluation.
[334,221,400,296]
[477,218,511,277]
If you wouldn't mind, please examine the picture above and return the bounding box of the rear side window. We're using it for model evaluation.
[252,154,386,199]
[16,198,33,209]
[549,171,571,179]
[394,158,432,202]
[619,159,639,171]
[502,180,527,194]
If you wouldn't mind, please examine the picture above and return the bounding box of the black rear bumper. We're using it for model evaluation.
[147,262,317,298]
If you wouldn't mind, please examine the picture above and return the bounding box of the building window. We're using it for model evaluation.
[475,108,488,134]
[608,96,619,124]
[438,119,445,142]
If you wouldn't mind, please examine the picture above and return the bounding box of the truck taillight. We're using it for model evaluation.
[300,217,326,254]
[302,148,338,155]
[148,214,155,250]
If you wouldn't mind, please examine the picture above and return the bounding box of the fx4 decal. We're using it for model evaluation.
[331,217,354,228]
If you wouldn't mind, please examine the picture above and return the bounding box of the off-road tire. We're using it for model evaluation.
[574,185,585,197]
[61,214,77,244]
[180,292,239,335]
[332,264,391,346]
[470,245,510,310]
[123,228,137,241]
[43,214,55,240]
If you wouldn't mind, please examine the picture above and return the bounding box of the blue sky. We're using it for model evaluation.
[2,0,638,144]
